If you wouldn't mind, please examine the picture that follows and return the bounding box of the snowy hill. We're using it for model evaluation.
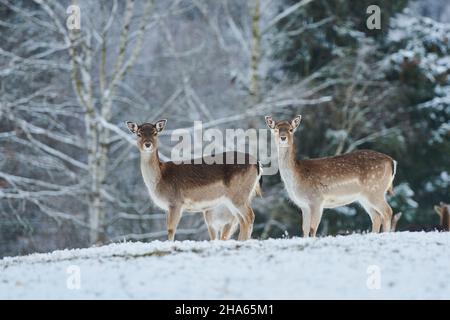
[1,232,449,299]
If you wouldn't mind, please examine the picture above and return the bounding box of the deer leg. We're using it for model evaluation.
[381,201,393,232]
[309,204,324,237]
[207,225,217,240]
[369,209,382,233]
[224,201,248,240]
[220,223,233,240]
[359,200,382,233]
[368,197,393,232]
[221,218,239,240]
[245,206,255,239]
[236,215,248,240]
[301,206,312,237]
[203,211,217,240]
[167,205,182,241]
[235,205,254,240]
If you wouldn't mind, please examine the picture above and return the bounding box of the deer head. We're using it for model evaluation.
[126,120,167,153]
[265,115,301,147]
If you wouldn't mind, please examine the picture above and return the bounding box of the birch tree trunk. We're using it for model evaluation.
[65,0,153,244]
[250,0,261,102]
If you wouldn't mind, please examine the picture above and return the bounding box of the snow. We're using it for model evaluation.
[1,232,449,299]
[384,10,450,83]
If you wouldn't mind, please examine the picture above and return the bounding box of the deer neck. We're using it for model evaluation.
[140,149,162,190]
[277,142,299,181]
[278,142,297,168]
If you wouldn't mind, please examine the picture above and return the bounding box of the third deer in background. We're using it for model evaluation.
[434,202,450,231]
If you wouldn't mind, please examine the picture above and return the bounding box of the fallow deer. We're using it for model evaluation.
[434,202,450,232]
[265,115,397,237]
[203,205,239,240]
[391,212,402,232]
[126,120,262,241]
[401,204,449,232]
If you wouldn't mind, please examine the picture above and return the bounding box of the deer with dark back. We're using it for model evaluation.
[126,120,262,241]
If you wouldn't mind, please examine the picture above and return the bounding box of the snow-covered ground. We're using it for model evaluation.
[1,232,449,299]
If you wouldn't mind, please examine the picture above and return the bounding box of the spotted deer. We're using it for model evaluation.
[434,202,450,232]
[203,205,239,240]
[391,212,403,232]
[265,115,397,237]
[126,120,262,241]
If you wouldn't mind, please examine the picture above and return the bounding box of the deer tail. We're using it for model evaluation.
[388,159,397,196]
[254,161,263,198]
[254,183,262,198]
[388,184,394,196]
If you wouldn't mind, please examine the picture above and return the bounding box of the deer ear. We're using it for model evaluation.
[265,116,275,129]
[291,115,302,130]
[126,121,138,134]
[155,119,167,133]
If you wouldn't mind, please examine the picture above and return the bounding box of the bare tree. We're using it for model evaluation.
[0,0,157,244]
[0,0,333,255]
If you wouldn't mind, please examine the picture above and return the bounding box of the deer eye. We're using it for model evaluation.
[137,133,142,137]
[289,129,293,133]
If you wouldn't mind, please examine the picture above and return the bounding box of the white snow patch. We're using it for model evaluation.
[1,232,449,299]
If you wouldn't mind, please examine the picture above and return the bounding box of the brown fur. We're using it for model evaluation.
[434,202,450,232]
[266,115,397,237]
[203,175,262,241]
[203,207,239,240]
[391,212,402,232]
[127,120,261,241]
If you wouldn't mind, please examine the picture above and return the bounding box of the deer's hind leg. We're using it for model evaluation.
[220,223,233,240]
[359,199,382,233]
[235,205,255,240]
[309,204,324,237]
[244,206,255,239]
[167,205,182,241]
[225,201,254,240]
[224,201,246,240]
[208,226,218,240]
[203,211,218,240]
[300,206,312,237]
[220,216,239,240]
[367,196,393,232]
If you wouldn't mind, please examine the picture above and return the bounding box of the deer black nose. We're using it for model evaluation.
[281,136,287,141]
[144,143,151,148]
